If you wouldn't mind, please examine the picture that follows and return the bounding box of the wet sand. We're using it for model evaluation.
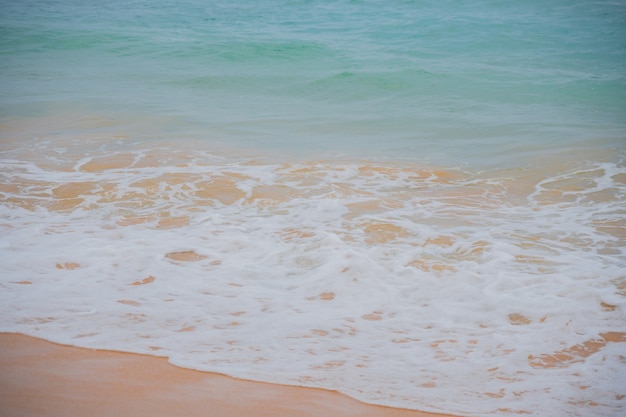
[0,333,461,417]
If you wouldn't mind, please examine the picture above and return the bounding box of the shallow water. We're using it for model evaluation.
[1,1,626,416]
[1,123,625,416]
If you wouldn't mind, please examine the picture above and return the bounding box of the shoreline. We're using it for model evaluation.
[0,332,462,417]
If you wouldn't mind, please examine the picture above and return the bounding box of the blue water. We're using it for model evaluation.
[1,0,625,166]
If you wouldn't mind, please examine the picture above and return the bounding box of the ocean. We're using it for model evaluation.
[1,1,625,416]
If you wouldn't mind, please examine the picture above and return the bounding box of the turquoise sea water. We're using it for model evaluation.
[2,1,626,416]
[1,0,625,164]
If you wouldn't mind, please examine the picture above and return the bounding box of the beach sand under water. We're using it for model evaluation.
[1,116,625,416]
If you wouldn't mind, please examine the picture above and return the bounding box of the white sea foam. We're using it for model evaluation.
[1,133,625,417]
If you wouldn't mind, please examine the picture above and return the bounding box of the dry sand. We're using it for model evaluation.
[0,333,461,417]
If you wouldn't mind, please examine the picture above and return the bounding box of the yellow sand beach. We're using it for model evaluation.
[0,333,462,417]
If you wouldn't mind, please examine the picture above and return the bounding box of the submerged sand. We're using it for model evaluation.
[0,333,460,417]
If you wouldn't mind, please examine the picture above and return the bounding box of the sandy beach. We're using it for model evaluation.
[0,333,461,417]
